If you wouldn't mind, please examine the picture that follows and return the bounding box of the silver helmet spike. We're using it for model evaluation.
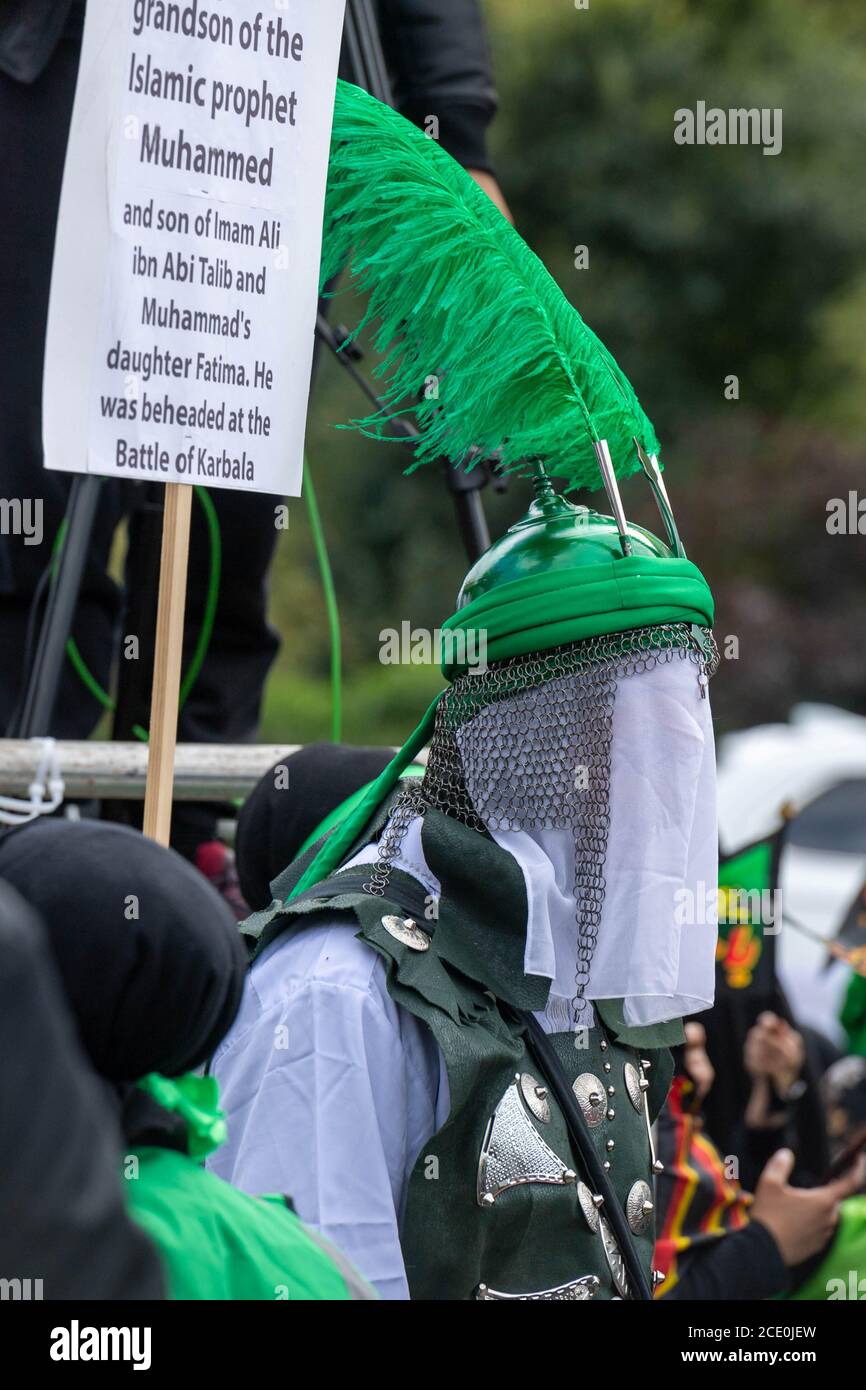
[593,440,632,558]
[633,439,685,559]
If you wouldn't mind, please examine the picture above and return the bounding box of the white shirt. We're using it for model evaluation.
[209,839,450,1300]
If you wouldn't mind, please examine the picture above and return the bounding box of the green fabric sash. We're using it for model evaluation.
[295,764,426,860]
[291,553,714,897]
[125,1073,364,1299]
[292,695,440,896]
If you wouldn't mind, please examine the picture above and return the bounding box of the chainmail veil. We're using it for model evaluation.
[365,622,719,1028]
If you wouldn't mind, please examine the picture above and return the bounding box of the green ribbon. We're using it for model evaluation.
[137,1073,227,1160]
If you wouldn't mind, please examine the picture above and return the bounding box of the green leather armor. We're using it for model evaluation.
[245,805,676,1301]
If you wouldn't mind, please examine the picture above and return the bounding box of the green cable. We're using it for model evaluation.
[57,469,341,752]
[65,636,113,712]
[303,453,342,742]
[56,485,221,739]
[180,485,221,708]
[51,518,69,559]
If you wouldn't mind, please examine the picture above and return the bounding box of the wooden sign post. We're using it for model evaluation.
[142,483,193,845]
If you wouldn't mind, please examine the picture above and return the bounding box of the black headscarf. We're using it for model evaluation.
[235,743,394,910]
[0,880,164,1297]
[0,818,246,1083]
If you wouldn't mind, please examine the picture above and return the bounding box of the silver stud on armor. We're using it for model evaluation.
[380,914,430,951]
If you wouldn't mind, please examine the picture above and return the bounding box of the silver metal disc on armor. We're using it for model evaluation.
[519,1071,551,1123]
[572,1073,607,1128]
[624,1061,643,1111]
[626,1180,655,1235]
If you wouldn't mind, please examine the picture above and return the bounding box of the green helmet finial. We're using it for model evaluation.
[457,463,673,611]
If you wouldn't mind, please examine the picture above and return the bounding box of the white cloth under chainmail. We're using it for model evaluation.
[465,655,718,1030]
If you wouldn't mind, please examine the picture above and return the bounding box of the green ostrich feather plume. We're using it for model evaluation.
[320,80,661,489]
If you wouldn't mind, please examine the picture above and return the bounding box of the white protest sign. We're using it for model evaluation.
[44,0,346,498]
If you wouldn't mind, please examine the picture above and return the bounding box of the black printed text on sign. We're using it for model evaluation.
[44,0,346,497]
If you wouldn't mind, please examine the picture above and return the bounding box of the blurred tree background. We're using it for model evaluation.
[259,0,866,745]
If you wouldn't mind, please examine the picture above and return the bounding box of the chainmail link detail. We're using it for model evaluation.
[366,622,719,1026]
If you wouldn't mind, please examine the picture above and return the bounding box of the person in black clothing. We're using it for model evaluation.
[701,988,833,1190]
[234,741,398,910]
[0,817,376,1301]
[0,0,508,861]
[654,1023,865,1301]
[0,879,164,1299]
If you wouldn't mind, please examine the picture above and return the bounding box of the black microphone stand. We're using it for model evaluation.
[317,0,497,566]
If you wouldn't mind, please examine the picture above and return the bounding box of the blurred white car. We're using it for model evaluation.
[717,704,866,1046]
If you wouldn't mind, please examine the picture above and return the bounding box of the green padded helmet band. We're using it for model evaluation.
[440,553,714,680]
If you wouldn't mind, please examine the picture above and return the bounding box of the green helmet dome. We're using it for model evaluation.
[457,472,672,610]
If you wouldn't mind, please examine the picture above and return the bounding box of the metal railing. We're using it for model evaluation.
[0,740,411,803]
